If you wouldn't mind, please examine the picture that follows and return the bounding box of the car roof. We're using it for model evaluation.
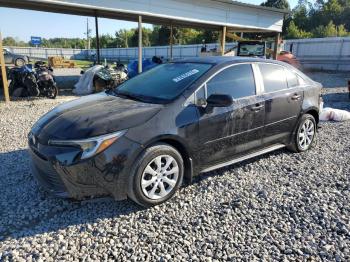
[174,56,285,66]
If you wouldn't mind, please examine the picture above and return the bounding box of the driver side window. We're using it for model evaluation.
[206,64,256,99]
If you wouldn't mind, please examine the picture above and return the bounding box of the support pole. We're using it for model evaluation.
[95,13,101,64]
[138,15,143,74]
[0,32,10,102]
[221,26,227,56]
[169,23,173,61]
[273,32,280,60]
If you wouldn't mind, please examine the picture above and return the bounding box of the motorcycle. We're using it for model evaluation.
[34,61,58,99]
[8,65,40,97]
[8,62,58,99]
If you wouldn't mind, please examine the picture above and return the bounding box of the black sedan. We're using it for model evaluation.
[29,57,322,207]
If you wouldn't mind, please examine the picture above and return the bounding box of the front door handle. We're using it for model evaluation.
[251,103,264,111]
[291,94,301,100]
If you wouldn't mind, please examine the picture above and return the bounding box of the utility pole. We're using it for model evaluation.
[95,14,101,64]
[86,18,91,50]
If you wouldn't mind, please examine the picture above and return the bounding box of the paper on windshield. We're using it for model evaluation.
[172,69,200,83]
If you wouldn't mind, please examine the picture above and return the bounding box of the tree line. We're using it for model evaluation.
[2,0,350,48]
[264,0,350,38]
[2,26,219,49]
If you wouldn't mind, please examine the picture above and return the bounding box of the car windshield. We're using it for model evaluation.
[114,62,212,103]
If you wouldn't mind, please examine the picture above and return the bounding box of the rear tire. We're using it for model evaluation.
[287,114,317,153]
[128,143,184,207]
[46,84,58,99]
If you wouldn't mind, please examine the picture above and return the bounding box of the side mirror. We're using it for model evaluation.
[206,94,233,107]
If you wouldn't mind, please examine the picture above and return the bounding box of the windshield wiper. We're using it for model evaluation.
[114,90,169,104]
[115,91,145,102]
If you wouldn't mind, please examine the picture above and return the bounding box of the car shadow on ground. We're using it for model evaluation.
[0,149,142,241]
[191,148,293,184]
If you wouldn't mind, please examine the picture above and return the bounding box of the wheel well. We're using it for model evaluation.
[156,138,193,183]
[305,109,319,124]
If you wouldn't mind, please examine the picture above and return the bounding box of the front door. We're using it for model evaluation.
[196,63,265,167]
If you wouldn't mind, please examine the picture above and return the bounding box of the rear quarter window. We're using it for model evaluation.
[285,69,299,88]
[259,63,288,93]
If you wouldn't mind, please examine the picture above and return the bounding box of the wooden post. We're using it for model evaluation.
[221,26,227,56]
[95,13,101,64]
[0,32,10,102]
[273,32,280,60]
[138,15,143,74]
[169,23,173,61]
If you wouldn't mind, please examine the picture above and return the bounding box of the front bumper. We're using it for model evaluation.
[29,136,142,200]
[30,149,68,198]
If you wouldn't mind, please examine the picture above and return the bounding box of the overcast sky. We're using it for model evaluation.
[0,0,298,41]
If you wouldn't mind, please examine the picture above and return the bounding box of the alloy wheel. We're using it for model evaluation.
[141,155,179,200]
[298,119,315,150]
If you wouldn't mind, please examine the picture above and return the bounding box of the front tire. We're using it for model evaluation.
[128,143,184,207]
[288,114,317,153]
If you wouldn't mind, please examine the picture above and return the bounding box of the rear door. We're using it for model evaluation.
[196,63,265,166]
[257,63,303,146]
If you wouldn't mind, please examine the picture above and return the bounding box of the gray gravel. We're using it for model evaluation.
[0,73,349,261]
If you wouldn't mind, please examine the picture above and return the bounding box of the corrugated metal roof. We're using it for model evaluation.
[0,0,286,32]
[217,0,289,14]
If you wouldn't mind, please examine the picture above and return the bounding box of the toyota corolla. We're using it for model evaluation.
[29,57,321,207]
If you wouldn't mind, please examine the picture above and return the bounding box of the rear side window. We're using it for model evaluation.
[285,69,299,88]
[259,64,288,93]
[206,64,256,99]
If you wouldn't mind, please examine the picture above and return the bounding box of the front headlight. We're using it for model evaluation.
[48,130,127,160]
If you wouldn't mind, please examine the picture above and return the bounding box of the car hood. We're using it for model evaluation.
[32,92,162,143]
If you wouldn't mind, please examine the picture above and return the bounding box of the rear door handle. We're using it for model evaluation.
[291,94,301,100]
[251,103,264,111]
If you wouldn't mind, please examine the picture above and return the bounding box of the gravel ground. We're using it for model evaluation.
[0,73,349,261]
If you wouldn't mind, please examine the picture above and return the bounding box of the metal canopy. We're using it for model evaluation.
[0,0,287,32]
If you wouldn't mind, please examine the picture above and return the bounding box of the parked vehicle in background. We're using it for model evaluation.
[34,61,58,99]
[235,41,302,69]
[29,57,321,207]
[9,65,39,97]
[237,41,266,57]
[8,62,58,99]
[3,48,29,66]
[0,65,9,90]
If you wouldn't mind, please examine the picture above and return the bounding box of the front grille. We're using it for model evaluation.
[30,150,68,197]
